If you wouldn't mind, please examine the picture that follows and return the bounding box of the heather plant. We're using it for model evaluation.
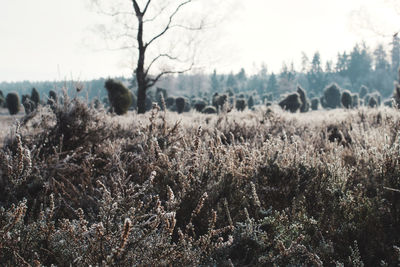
[0,95,400,265]
[279,93,302,113]
[105,79,133,115]
[156,87,167,110]
[341,90,352,109]
[322,83,341,109]
[5,92,20,115]
[297,86,310,112]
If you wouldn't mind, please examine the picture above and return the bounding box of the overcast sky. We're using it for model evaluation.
[0,0,399,82]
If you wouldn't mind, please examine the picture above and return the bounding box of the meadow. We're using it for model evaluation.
[0,95,400,266]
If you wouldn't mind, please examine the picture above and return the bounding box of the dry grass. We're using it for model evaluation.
[0,98,400,266]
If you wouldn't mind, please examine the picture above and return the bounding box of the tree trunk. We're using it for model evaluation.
[134,2,148,114]
[137,82,147,113]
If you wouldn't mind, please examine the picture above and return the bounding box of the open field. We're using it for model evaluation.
[1,99,400,266]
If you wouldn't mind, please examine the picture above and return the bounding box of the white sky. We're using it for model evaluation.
[0,0,399,82]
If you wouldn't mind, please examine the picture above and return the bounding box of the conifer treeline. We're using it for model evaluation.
[1,38,399,101]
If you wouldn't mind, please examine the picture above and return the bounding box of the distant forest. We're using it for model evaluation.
[1,36,400,102]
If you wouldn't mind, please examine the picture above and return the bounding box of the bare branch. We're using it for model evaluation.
[143,0,152,15]
[145,0,193,48]
[132,0,141,15]
[143,5,168,23]
[145,54,181,77]
[146,63,194,88]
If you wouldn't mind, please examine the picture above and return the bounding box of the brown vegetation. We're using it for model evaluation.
[0,97,400,266]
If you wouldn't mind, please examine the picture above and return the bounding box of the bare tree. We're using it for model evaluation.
[91,0,225,113]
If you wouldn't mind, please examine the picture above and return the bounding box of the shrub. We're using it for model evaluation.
[1,96,400,265]
[279,93,302,113]
[247,96,254,110]
[359,85,369,99]
[262,93,273,103]
[105,79,133,115]
[21,94,34,114]
[384,99,393,107]
[365,92,381,107]
[352,93,359,108]
[341,90,352,109]
[47,90,57,106]
[393,84,400,108]
[311,97,319,110]
[193,98,207,112]
[6,92,20,115]
[31,88,40,108]
[0,91,4,108]
[212,93,228,111]
[322,83,341,109]
[297,86,309,112]
[202,105,217,114]
[166,97,176,109]
[131,93,138,110]
[236,98,247,111]
[175,97,186,114]
[156,87,168,110]
[370,92,381,106]
[368,95,378,107]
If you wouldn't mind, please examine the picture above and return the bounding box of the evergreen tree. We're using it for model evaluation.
[236,68,247,82]
[307,51,326,94]
[266,73,278,97]
[374,44,389,70]
[226,72,237,89]
[348,43,372,89]
[391,34,400,75]
[210,69,220,93]
[335,52,349,76]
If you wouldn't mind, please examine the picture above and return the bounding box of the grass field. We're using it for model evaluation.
[0,99,400,266]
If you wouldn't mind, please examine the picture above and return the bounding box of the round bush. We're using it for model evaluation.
[193,99,207,112]
[31,88,40,107]
[279,93,302,113]
[341,90,352,109]
[6,92,20,115]
[202,105,217,114]
[323,83,341,109]
[297,86,310,112]
[311,98,319,110]
[105,79,133,115]
[175,97,186,114]
[236,98,246,111]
